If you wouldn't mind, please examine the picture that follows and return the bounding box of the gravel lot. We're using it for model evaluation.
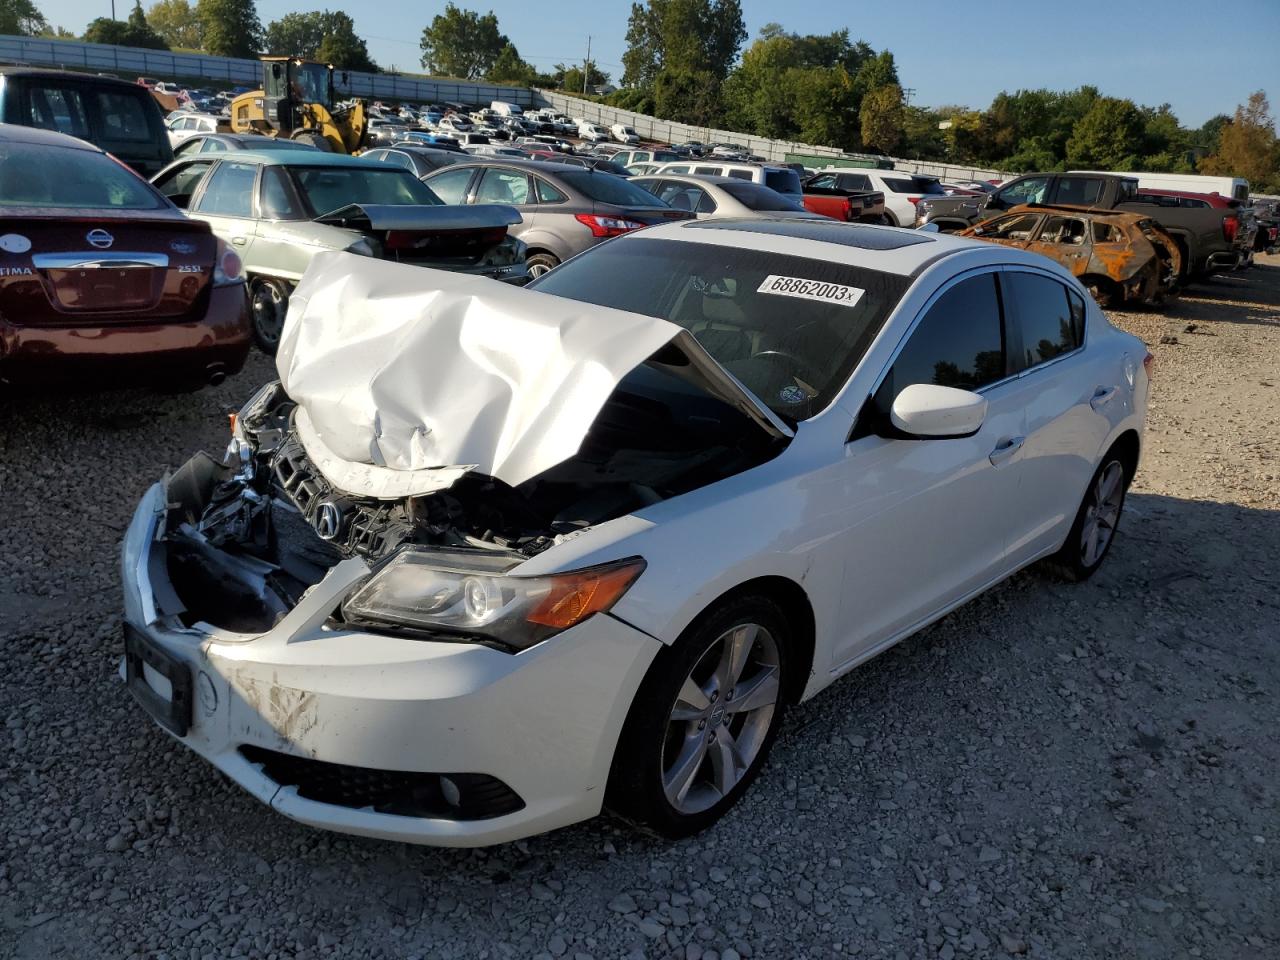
[2,256,1277,960]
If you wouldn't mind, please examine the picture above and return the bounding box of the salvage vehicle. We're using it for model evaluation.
[961,204,1182,306]
[916,172,1243,280]
[800,171,887,222]
[814,168,947,227]
[150,151,526,352]
[422,158,690,277]
[0,125,249,389]
[121,218,1149,846]
[0,67,173,175]
[631,175,829,221]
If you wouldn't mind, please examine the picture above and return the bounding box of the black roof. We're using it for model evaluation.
[682,219,936,250]
[0,122,100,151]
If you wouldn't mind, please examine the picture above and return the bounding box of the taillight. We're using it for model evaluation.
[1223,215,1239,242]
[908,196,922,207]
[213,241,243,286]
[1142,351,1154,378]
[574,214,645,238]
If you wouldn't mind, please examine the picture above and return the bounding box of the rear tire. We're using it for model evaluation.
[250,278,291,355]
[607,595,791,838]
[880,211,899,227]
[526,252,559,278]
[1043,454,1129,582]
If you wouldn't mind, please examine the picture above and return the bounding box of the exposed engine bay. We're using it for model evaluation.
[161,365,784,632]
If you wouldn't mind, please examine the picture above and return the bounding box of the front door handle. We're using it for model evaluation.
[989,436,1025,467]
[1090,386,1118,410]
[231,236,248,246]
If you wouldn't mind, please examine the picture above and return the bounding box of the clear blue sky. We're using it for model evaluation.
[50,0,1280,126]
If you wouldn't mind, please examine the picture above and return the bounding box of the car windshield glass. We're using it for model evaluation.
[527,237,912,421]
[0,141,164,209]
[884,176,946,195]
[289,166,440,215]
[722,182,804,211]
[763,169,803,195]
[555,169,669,206]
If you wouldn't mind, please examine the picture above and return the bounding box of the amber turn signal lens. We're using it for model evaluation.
[526,559,646,629]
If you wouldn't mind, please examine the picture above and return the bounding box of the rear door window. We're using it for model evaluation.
[876,273,1007,407]
[838,173,872,190]
[23,83,90,138]
[1052,177,1104,206]
[1036,216,1087,245]
[982,213,1041,240]
[474,168,531,204]
[95,91,155,143]
[1002,272,1082,371]
[194,161,257,217]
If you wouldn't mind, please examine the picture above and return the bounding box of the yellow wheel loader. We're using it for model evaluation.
[230,57,368,154]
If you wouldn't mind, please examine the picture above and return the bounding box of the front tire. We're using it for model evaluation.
[607,596,791,838]
[1044,455,1129,582]
[250,278,291,355]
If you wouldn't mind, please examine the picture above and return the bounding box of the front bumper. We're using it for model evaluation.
[120,481,661,846]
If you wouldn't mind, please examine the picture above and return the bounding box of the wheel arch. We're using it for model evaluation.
[676,575,817,705]
[1106,428,1142,490]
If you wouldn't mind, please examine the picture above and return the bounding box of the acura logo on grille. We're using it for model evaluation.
[86,229,114,249]
[315,501,343,541]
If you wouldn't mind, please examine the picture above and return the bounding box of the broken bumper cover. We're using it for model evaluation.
[120,482,661,846]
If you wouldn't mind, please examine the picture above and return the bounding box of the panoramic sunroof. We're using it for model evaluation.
[683,218,935,250]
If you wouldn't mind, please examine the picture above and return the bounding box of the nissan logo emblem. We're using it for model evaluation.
[314,501,343,541]
[86,229,114,249]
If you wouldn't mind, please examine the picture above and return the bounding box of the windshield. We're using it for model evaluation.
[289,166,441,215]
[884,176,946,195]
[292,63,332,108]
[722,182,806,212]
[556,169,670,206]
[527,237,911,420]
[0,142,165,209]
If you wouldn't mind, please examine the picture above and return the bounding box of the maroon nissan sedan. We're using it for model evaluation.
[0,123,251,390]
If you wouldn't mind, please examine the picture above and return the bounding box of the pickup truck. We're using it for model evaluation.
[802,172,886,223]
[916,172,1244,280]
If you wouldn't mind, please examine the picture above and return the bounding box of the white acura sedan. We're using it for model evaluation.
[121,219,1149,846]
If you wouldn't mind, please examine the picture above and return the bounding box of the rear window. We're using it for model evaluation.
[0,141,164,209]
[883,176,946,196]
[722,181,805,212]
[556,169,669,206]
[290,166,440,215]
[763,168,803,196]
[96,90,154,142]
[22,84,90,139]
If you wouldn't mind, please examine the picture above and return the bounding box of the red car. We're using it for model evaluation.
[0,124,251,390]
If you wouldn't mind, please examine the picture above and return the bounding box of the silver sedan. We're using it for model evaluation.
[630,174,830,221]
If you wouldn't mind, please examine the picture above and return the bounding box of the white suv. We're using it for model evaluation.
[653,161,803,199]
[819,168,949,227]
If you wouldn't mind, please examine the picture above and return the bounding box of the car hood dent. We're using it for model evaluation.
[276,252,787,499]
[313,202,523,231]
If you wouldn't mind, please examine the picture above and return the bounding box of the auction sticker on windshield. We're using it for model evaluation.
[757,275,865,307]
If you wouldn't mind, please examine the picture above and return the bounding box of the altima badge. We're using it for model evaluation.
[86,229,114,249]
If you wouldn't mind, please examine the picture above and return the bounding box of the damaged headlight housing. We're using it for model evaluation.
[342,549,646,652]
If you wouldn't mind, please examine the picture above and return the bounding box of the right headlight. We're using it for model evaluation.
[342,549,646,652]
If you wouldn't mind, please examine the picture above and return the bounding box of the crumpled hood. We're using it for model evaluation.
[275,252,686,498]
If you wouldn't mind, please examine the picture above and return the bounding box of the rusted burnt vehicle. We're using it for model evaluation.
[961,204,1182,306]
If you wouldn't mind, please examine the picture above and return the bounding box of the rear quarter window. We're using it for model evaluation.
[764,169,802,196]
[95,90,155,142]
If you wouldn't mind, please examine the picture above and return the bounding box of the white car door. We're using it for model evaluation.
[828,270,1026,667]
[999,270,1118,565]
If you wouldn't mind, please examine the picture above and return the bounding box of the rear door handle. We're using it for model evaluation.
[1090,386,1118,410]
[989,436,1025,467]
[231,236,248,246]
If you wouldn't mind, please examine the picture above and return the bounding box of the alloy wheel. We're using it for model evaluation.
[1080,461,1124,566]
[661,622,781,815]
[251,282,286,349]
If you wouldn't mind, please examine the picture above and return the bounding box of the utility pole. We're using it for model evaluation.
[111,0,116,18]
[902,87,916,108]
[583,36,591,95]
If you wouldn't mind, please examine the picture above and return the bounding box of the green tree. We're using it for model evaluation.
[264,10,374,70]
[653,65,722,126]
[196,0,261,58]
[556,59,608,93]
[419,4,508,80]
[621,0,746,95]
[1200,91,1280,191]
[0,0,48,35]
[147,0,201,48]
[1065,96,1145,169]
[486,43,536,85]
[84,1,169,48]
[859,82,905,153]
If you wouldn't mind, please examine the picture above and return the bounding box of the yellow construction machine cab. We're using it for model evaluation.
[230,57,367,153]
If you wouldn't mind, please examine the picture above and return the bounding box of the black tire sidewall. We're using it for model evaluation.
[250,279,289,356]
[1051,455,1128,581]
[607,595,791,838]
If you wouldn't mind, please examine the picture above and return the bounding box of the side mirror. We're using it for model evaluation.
[889,383,987,438]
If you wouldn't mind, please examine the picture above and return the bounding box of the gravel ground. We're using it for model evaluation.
[2,256,1277,960]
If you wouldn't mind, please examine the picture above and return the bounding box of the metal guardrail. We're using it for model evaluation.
[0,35,537,106]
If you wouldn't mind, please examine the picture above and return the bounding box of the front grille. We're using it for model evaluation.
[240,745,525,821]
